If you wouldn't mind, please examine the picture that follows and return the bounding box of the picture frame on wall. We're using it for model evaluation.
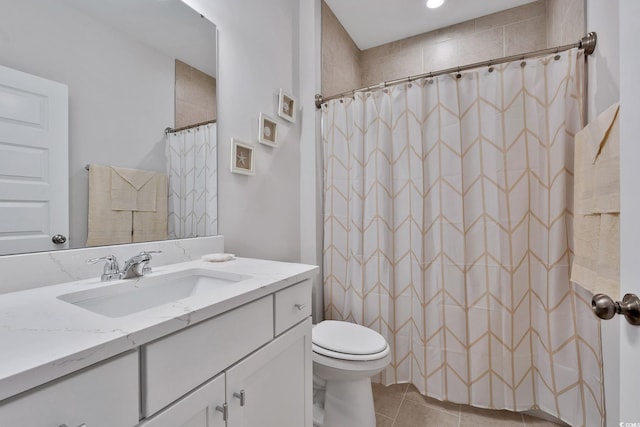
[258,113,278,147]
[277,89,297,123]
[230,138,255,175]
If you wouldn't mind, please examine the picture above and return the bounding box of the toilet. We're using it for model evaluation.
[312,320,391,427]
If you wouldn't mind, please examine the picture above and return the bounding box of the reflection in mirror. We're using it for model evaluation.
[0,0,217,256]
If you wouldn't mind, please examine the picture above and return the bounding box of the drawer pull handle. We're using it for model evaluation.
[216,403,229,421]
[59,424,86,427]
[234,389,246,406]
[294,303,306,311]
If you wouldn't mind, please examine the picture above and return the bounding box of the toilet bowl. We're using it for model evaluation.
[312,320,391,427]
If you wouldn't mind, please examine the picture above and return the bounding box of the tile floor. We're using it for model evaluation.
[372,383,564,427]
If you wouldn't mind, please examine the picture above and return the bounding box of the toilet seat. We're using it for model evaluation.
[312,320,390,361]
[312,343,390,361]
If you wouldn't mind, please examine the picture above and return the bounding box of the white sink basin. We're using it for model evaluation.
[57,269,250,318]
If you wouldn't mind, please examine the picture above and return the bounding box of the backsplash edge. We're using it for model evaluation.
[0,236,224,295]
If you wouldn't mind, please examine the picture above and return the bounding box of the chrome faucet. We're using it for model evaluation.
[87,251,161,281]
[121,251,162,279]
[87,255,121,281]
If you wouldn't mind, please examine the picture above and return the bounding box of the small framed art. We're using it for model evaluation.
[230,138,255,175]
[258,113,278,147]
[278,89,297,123]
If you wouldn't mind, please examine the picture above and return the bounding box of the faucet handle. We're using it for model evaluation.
[87,255,121,281]
[139,250,162,256]
[139,250,162,275]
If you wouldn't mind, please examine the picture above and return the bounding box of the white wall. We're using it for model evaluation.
[297,0,324,320]
[586,0,620,121]
[0,0,322,302]
[585,1,621,425]
[182,0,308,263]
[0,0,174,249]
[618,1,640,423]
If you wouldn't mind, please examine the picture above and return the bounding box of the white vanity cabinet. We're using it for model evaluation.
[141,319,312,427]
[141,296,274,416]
[0,351,139,427]
[0,266,315,427]
[140,279,313,427]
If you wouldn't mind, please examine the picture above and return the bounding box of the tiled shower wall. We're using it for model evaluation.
[322,0,585,93]
[546,0,586,46]
[321,1,361,97]
[359,1,548,87]
[175,59,217,128]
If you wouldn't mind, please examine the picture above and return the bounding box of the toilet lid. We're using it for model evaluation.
[312,320,388,355]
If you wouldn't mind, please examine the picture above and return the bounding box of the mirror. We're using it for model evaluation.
[0,0,217,255]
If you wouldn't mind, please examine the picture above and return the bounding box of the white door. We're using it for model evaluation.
[619,1,640,423]
[0,65,68,255]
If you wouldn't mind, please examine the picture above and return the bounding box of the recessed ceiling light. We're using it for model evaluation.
[426,0,445,8]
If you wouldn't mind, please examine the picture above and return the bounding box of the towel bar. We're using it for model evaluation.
[592,293,640,325]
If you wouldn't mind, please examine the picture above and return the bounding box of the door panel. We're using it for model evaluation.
[226,319,312,427]
[0,65,68,255]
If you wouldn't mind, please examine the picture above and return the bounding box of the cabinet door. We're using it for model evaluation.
[140,373,226,427]
[226,318,312,427]
[0,351,139,427]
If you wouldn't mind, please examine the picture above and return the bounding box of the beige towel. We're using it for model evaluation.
[133,173,168,243]
[111,166,157,212]
[571,103,620,298]
[87,164,133,246]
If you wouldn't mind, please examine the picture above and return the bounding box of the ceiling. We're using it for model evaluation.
[324,0,538,50]
[61,0,217,77]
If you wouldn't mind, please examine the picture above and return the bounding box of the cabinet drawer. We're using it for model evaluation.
[275,279,312,335]
[142,296,273,416]
[140,372,225,427]
[0,351,139,427]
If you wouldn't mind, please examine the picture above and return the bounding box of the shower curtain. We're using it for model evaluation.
[166,122,217,239]
[322,49,603,426]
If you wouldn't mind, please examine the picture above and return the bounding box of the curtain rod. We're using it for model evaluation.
[315,32,597,109]
[164,119,216,134]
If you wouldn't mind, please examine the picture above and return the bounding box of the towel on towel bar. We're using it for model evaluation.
[133,173,168,243]
[87,164,134,247]
[87,165,168,246]
[110,166,157,212]
[571,103,620,298]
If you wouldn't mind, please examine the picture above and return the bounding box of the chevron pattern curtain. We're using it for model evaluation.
[322,49,603,426]
[166,123,217,239]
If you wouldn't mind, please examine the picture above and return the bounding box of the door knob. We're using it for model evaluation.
[52,234,67,244]
[592,293,640,325]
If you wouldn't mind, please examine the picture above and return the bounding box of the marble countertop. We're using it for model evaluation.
[0,257,318,402]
